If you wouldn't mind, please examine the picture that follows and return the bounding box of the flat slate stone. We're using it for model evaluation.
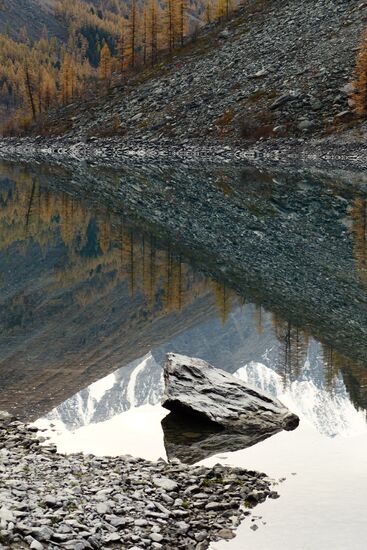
[152,476,178,492]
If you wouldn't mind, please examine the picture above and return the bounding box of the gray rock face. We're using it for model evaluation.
[162,353,299,432]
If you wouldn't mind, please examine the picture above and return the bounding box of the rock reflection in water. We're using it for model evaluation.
[161,410,283,464]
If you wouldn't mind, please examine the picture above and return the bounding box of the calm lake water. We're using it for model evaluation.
[0,160,366,549]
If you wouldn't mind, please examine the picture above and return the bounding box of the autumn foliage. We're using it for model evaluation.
[353,30,367,116]
[0,0,241,135]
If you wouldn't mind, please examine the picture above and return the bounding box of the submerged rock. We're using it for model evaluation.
[162,353,299,432]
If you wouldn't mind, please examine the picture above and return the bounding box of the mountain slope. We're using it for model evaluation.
[0,0,100,41]
[0,0,66,40]
[39,0,367,143]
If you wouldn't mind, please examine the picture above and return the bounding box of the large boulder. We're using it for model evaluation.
[162,353,299,433]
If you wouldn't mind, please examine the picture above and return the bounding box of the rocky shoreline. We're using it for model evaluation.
[1,0,366,170]
[0,412,278,550]
[1,136,367,173]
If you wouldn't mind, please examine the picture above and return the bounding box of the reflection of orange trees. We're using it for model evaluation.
[119,233,199,313]
[163,249,183,311]
[0,175,213,316]
[341,357,367,412]
[353,29,367,116]
[142,234,157,303]
[0,172,59,248]
[350,197,367,285]
[211,281,234,323]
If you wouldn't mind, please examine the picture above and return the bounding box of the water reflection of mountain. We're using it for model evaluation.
[0,170,273,420]
[235,358,367,438]
[48,316,366,441]
[47,304,277,429]
[0,162,366,422]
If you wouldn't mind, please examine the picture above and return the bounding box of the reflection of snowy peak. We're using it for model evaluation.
[47,318,366,439]
[235,361,284,396]
[125,354,163,408]
[47,304,277,430]
[48,352,163,429]
[285,379,366,438]
[235,362,366,438]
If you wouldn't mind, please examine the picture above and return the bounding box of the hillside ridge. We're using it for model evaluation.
[31,0,367,146]
[0,0,65,40]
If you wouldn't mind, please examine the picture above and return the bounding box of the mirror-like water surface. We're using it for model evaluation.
[0,161,366,549]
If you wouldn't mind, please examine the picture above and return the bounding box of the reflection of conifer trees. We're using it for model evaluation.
[129,229,135,296]
[350,197,367,285]
[271,313,309,386]
[254,304,263,334]
[237,295,246,309]
[141,234,148,297]
[164,249,173,310]
[141,234,157,304]
[321,346,367,410]
[119,227,185,308]
[211,281,232,324]
[162,250,182,312]
[148,236,157,302]
[98,213,111,254]
[172,259,182,311]
[322,344,340,393]
[25,179,36,229]
[60,193,75,245]
[120,229,135,295]
[336,353,367,412]
[271,313,367,406]
[40,188,52,223]
[163,250,173,311]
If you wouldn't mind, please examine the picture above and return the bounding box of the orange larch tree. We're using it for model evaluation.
[176,0,188,47]
[128,0,138,68]
[353,30,367,116]
[149,0,159,66]
[99,41,112,85]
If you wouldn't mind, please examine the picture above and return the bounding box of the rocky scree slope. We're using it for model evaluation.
[40,0,367,145]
